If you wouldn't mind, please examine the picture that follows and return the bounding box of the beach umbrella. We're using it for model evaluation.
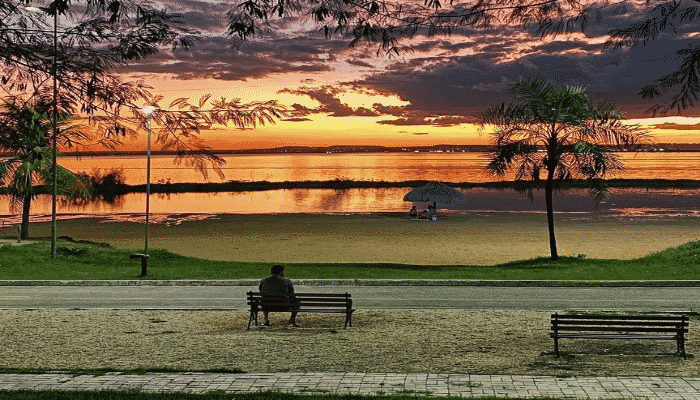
[403,181,467,209]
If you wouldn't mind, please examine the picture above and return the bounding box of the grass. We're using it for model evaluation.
[1,237,700,281]
[0,367,244,376]
[0,392,600,400]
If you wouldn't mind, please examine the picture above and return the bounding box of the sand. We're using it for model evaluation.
[0,309,696,376]
[12,212,700,265]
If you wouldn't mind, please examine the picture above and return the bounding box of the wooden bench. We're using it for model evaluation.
[247,292,354,330]
[551,313,689,358]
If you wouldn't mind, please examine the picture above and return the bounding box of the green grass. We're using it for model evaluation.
[0,392,601,400]
[2,237,700,281]
[0,367,244,376]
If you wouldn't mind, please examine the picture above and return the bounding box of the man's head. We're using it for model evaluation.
[270,264,285,276]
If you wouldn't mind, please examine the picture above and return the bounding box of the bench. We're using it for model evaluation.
[247,292,354,330]
[551,313,689,358]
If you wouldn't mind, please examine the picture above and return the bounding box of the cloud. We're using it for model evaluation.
[128,0,700,121]
[279,86,383,117]
[377,115,475,126]
[653,123,700,130]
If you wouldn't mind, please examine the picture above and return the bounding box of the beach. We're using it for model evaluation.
[14,211,700,265]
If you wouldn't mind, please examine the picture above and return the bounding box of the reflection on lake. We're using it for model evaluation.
[56,152,700,184]
[2,187,700,226]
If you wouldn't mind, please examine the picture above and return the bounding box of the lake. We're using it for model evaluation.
[2,152,700,223]
[55,152,700,184]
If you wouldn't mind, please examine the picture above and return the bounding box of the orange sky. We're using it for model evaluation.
[117,74,700,151]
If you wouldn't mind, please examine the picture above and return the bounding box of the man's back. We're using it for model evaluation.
[259,274,294,296]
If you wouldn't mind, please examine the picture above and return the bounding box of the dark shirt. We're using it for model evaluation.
[259,274,295,296]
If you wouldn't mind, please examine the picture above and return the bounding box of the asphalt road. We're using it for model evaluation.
[0,285,698,312]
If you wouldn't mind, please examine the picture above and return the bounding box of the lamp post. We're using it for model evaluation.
[142,106,156,256]
[26,5,58,258]
[130,105,155,277]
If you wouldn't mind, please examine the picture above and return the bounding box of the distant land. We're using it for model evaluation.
[53,143,700,156]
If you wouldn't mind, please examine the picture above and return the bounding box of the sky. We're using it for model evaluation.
[116,0,700,150]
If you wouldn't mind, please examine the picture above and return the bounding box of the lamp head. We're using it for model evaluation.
[142,106,156,116]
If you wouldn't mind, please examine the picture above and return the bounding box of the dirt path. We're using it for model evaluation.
[0,309,696,376]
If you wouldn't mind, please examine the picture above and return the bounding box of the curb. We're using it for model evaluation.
[2,279,700,287]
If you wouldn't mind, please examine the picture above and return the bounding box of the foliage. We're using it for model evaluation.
[228,0,581,55]
[0,0,288,178]
[480,76,647,260]
[533,0,700,115]
[0,102,90,238]
[76,166,128,202]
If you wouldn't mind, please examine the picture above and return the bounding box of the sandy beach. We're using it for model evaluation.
[11,211,700,265]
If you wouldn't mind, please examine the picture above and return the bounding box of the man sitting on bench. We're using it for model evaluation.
[259,264,300,327]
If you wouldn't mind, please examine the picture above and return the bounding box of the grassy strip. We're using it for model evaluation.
[0,367,244,376]
[0,391,582,400]
[1,238,700,281]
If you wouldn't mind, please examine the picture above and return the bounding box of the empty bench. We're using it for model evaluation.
[247,292,354,329]
[551,313,689,358]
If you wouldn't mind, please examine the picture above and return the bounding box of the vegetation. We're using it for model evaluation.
[480,77,647,260]
[0,103,90,239]
[1,237,700,281]
[4,177,700,200]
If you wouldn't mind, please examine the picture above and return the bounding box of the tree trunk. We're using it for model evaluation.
[21,193,31,240]
[545,170,558,260]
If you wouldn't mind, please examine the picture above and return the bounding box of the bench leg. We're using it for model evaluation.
[554,337,559,358]
[247,311,257,330]
[344,312,352,329]
[678,338,687,359]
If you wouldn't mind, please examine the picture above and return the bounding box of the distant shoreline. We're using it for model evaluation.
[23,142,700,157]
[4,178,700,196]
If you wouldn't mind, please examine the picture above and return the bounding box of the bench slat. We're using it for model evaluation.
[553,333,678,340]
[553,314,686,321]
[554,326,687,333]
[552,320,687,327]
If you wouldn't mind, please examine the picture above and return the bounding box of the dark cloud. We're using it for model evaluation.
[654,123,700,130]
[355,29,700,119]
[279,86,382,117]
[129,0,700,120]
[127,36,340,80]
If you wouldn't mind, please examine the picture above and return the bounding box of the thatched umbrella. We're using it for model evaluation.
[403,181,467,210]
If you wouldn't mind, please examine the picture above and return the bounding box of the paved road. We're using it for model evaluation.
[0,285,698,312]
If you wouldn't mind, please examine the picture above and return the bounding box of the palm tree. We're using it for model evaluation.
[479,77,647,260]
[0,102,90,239]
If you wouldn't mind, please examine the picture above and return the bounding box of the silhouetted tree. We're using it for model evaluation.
[0,102,90,239]
[480,76,647,260]
[1,0,287,174]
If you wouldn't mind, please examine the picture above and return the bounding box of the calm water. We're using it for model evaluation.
[56,152,700,184]
[2,152,700,222]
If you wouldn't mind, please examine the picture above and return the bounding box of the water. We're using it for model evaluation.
[2,152,700,222]
[56,152,700,184]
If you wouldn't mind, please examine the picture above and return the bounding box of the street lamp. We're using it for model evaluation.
[26,5,59,258]
[130,105,155,277]
[142,105,156,255]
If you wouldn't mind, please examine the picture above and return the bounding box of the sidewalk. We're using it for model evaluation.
[2,372,700,398]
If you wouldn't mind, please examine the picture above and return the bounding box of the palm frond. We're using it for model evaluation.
[486,141,539,176]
